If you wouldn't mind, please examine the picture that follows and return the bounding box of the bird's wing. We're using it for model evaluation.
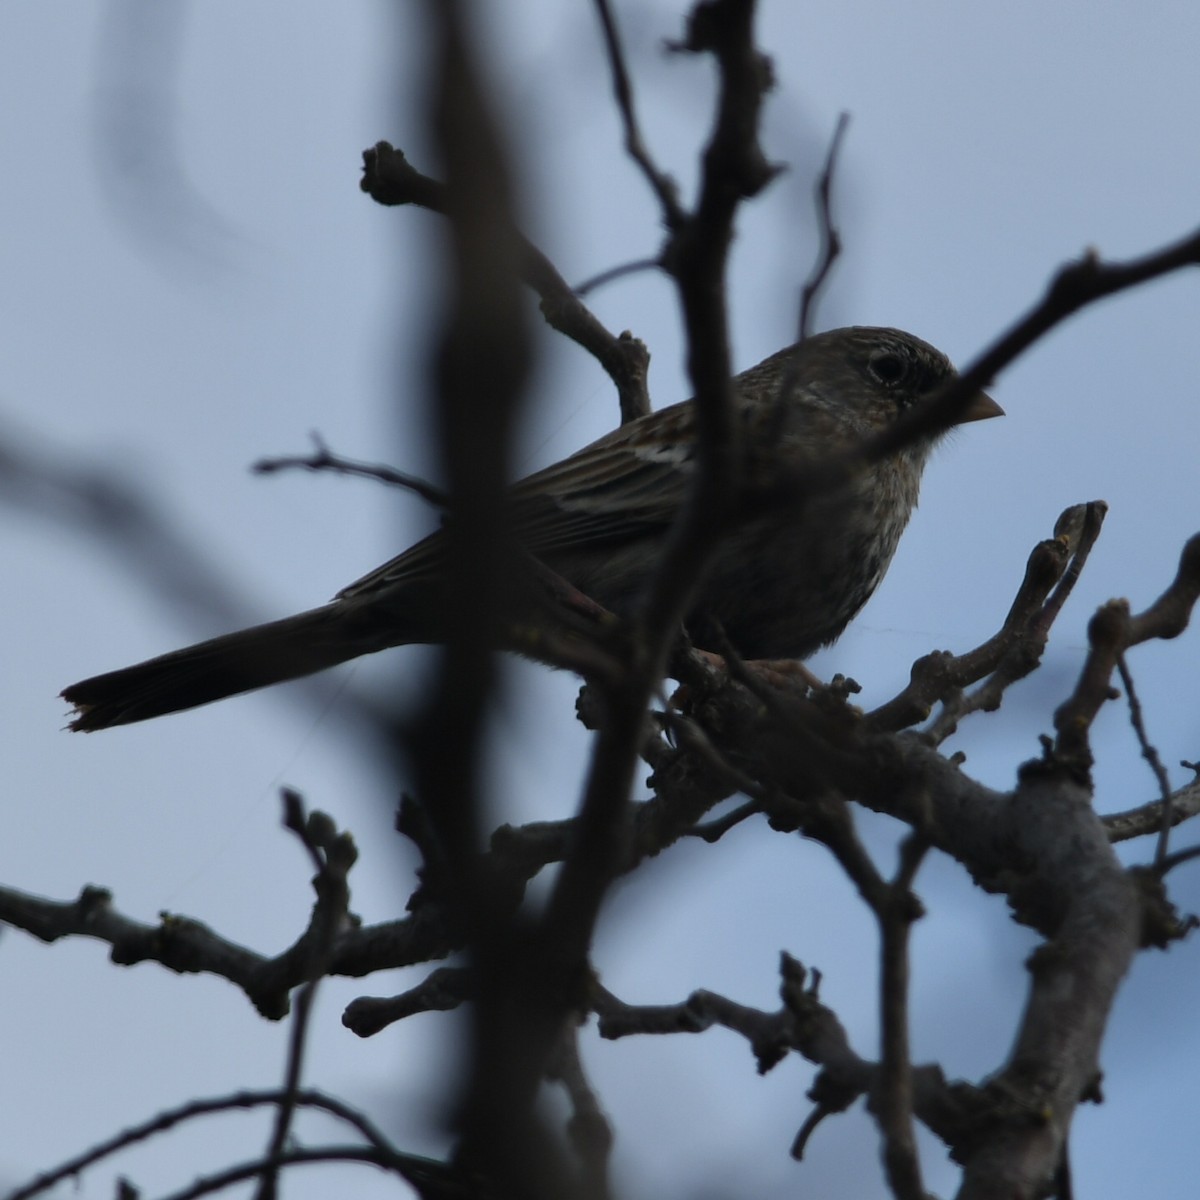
[509,403,699,553]
[336,400,699,601]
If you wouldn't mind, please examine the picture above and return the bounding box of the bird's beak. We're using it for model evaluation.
[957,390,1004,423]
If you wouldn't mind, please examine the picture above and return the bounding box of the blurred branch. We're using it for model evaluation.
[0,423,258,633]
[546,1024,615,1200]
[392,5,566,1195]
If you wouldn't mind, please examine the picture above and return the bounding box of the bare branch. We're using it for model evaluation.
[155,1144,469,1200]
[5,1088,421,1200]
[591,0,685,228]
[1112,656,1176,865]
[1128,532,1200,644]
[797,111,850,340]
[1055,532,1200,775]
[1153,843,1200,876]
[595,953,980,1165]
[361,140,651,423]
[786,227,1200,506]
[546,1024,615,1199]
[255,791,356,1200]
[1104,774,1200,844]
[254,433,449,509]
[534,9,781,1148]
[343,967,472,1037]
[867,501,1106,737]
[573,256,662,297]
[873,839,928,1200]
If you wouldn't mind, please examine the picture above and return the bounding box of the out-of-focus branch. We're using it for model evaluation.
[0,423,261,635]
[546,1024,615,1200]
[396,6,567,1196]
[154,1145,473,1200]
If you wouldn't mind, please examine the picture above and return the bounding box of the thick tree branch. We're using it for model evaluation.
[531,8,778,1151]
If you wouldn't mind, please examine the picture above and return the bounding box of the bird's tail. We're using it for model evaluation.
[61,602,402,731]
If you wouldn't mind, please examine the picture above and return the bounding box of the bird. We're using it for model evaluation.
[61,326,1001,731]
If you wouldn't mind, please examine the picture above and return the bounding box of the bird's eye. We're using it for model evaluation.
[868,350,908,387]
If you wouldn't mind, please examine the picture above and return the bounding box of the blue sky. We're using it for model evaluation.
[3,3,1200,1198]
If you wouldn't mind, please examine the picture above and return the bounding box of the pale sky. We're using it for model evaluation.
[4,3,1200,1198]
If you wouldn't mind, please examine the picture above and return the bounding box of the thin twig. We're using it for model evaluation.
[798,111,850,340]
[789,227,1200,507]
[1154,843,1200,876]
[361,141,652,421]
[1030,501,1108,639]
[874,837,928,1200]
[156,1144,465,1200]
[591,0,685,228]
[254,433,449,508]
[5,1089,405,1200]
[255,793,356,1200]
[574,255,663,297]
[1115,656,1175,865]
